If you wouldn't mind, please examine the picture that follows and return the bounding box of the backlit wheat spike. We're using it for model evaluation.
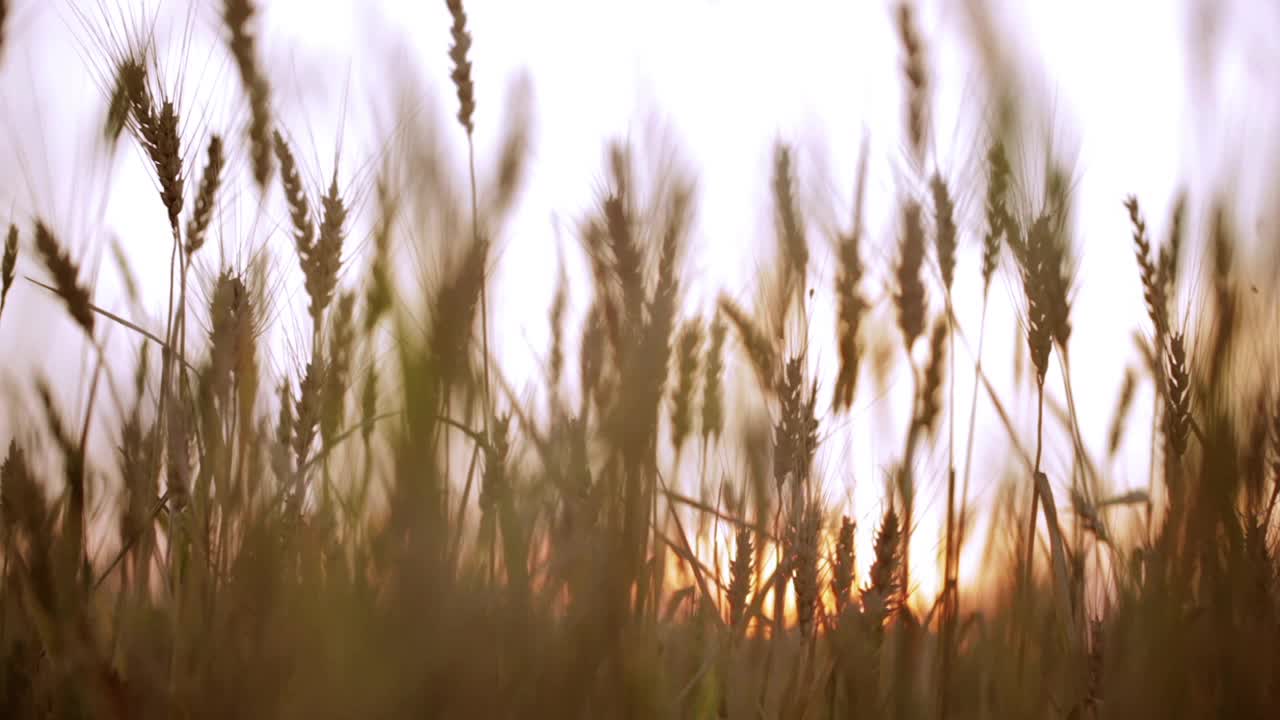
[0,1,8,65]
[1125,195,1168,341]
[224,0,275,188]
[321,292,355,446]
[2,440,45,541]
[772,142,807,288]
[445,0,476,135]
[364,176,397,333]
[931,173,956,292]
[728,526,754,629]
[309,173,347,329]
[701,313,727,441]
[186,134,224,256]
[832,515,855,616]
[1164,332,1190,459]
[479,414,511,516]
[896,2,929,163]
[33,220,94,336]
[1,224,16,321]
[122,61,184,234]
[166,389,192,508]
[670,319,702,454]
[981,140,1010,292]
[1012,214,1053,385]
[916,316,947,436]
[863,503,902,624]
[274,130,315,254]
[833,225,866,411]
[207,271,244,406]
[774,356,818,493]
[719,296,778,389]
[293,358,325,475]
[1159,191,1186,299]
[1107,367,1137,457]
[273,381,294,481]
[548,265,568,389]
[792,502,820,638]
[895,200,927,353]
[104,59,131,143]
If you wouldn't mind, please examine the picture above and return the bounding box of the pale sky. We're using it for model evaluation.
[1,0,1276,599]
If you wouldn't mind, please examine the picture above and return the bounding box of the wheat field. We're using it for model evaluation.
[0,1,1278,718]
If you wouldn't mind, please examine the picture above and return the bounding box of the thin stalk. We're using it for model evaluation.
[155,234,180,486]
[467,137,492,443]
[1016,381,1046,677]
[900,361,923,603]
[940,293,956,720]
[958,297,989,588]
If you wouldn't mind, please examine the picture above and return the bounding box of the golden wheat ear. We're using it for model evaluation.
[0,1,9,66]
[1,224,17,322]
[727,526,754,629]
[700,313,726,442]
[981,140,1010,293]
[185,134,224,256]
[930,174,957,293]
[894,200,926,354]
[445,0,476,137]
[832,515,856,617]
[864,503,902,623]
[669,319,703,455]
[31,221,94,337]
[832,224,866,412]
[223,0,274,189]
[896,1,929,163]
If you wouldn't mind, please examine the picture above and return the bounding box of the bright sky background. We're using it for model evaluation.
[1,0,1277,600]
